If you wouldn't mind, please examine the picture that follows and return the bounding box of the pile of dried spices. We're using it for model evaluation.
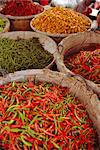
[0,81,97,149]
[0,38,53,73]
[31,7,91,34]
[64,48,100,84]
[0,17,5,32]
[0,0,44,16]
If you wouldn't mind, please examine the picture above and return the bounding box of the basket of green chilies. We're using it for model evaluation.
[0,69,100,149]
[0,31,57,75]
[0,14,10,33]
[54,31,100,97]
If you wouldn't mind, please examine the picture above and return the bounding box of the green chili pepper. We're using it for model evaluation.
[74,108,85,123]
[30,115,39,125]
[26,129,42,140]
[18,111,25,124]
[20,136,32,147]
[43,144,48,150]
[6,114,17,124]
[51,141,61,149]
[10,128,23,132]
[54,116,58,134]
[6,105,19,112]
[0,17,5,32]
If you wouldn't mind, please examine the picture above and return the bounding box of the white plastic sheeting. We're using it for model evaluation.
[51,0,80,8]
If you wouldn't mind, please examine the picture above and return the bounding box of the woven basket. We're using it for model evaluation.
[0,2,44,31]
[0,14,10,33]
[54,31,100,96]
[0,69,100,145]
[30,12,92,43]
[0,31,57,73]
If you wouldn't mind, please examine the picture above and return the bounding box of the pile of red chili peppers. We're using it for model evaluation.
[0,81,97,149]
[64,48,100,84]
[1,0,44,16]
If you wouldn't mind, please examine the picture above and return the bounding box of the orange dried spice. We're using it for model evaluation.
[32,7,91,34]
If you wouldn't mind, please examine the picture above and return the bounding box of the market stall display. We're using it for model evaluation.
[0,15,10,33]
[0,69,99,149]
[0,0,44,31]
[30,7,92,42]
[54,31,100,96]
[0,31,57,74]
[0,1,99,149]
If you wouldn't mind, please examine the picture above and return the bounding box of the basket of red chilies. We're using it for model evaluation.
[0,69,100,149]
[0,0,44,31]
[54,31,100,97]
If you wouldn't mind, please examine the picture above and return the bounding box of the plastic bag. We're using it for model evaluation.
[50,0,80,8]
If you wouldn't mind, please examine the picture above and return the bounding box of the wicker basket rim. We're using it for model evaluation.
[57,31,100,56]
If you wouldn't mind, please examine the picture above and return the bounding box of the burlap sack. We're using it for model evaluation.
[0,69,100,145]
[54,31,100,96]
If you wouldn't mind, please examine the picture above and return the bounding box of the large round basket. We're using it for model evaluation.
[30,12,92,43]
[0,14,10,33]
[54,31,100,96]
[0,69,100,146]
[0,2,44,31]
[0,31,57,74]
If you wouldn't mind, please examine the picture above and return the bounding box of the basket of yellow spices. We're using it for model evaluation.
[30,7,92,43]
[0,0,44,31]
[0,69,100,149]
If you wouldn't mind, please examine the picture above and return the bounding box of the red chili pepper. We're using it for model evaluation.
[64,48,100,83]
[40,0,49,6]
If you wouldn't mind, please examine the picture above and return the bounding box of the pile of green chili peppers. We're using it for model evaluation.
[0,17,5,32]
[0,38,53,73]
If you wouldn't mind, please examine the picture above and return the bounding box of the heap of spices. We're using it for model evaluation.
[0,81,97,149]
[0,17,5,32]
[0,0,44,16]
[0,38,53,73]
[64,48,100,84]
[31,7,91,34]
